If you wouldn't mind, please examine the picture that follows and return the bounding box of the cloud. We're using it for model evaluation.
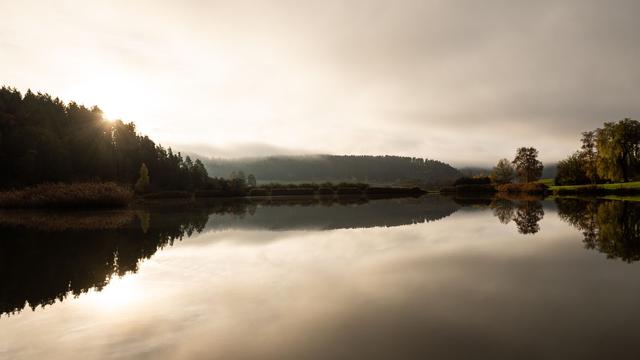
[172,142,317,159]
[1,0,639,165]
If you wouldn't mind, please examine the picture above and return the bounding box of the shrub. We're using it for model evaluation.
[336,187,364,195]
[271,188,315,196]
[496,182,549,194]
[453,184,497,193]
[453,176,492,186]
[366,187,425,196]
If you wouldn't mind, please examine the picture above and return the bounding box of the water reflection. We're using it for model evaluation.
[453,195,546,234]
[202,196,459,231]
[498,200,544,234]
[3,195,640,359]
[452,195,640,260]
[556,198,640,262]
[0,209,208,316]
[0,196,458,316]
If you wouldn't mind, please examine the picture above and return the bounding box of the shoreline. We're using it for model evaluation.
[0,183,427,209]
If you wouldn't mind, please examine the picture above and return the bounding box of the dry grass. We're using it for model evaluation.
[0,210,136,231]
[0,182,133,209]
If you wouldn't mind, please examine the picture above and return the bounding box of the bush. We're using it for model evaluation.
[496,182,549,194]
[0,182,133,208]
[453,176,492,186]
[336,187,364,195]
[365,187,425,196]
[271,188,315,196]
[452,184,497,194]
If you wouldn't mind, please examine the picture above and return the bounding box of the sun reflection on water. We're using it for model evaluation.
[83,275,145,312]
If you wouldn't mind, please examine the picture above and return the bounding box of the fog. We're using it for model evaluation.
[1,0,639,165]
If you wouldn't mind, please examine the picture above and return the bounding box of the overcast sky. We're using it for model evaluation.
[1,0,639,166]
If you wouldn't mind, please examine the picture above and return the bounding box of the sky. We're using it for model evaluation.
[1,0,639,166]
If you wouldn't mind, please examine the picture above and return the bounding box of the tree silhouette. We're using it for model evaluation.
[512,147,543,183]
[0,87,208,190]
[491,158,515,184]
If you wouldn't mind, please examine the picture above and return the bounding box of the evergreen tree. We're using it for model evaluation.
[0,87,209,190]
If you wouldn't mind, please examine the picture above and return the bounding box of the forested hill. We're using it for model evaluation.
[0,87,207,190]
[203,155,461,185]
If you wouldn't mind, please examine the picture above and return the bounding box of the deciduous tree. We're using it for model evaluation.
[580,131,598,184]
[491,158,515,184]
[596,118,640,182]
[512,147,543,183]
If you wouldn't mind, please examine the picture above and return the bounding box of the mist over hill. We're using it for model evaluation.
[202,155,461,185]
[458,163,558,179]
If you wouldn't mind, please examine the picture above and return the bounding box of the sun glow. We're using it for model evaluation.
[85,274,146,313]
[62,64,163,134]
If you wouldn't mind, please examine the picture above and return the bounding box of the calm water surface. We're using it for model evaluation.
[1,196,639,359]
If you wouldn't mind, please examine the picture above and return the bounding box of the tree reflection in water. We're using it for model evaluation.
[455,195,640,261]
[0,196,459,316]
[4,195,636,318]
[556,198,640,263]
[0,209,209,317]
[490,198,544,234]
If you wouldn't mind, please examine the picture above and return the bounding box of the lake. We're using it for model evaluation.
[1,195,639,359]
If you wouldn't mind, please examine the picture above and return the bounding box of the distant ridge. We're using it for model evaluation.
[202,154,461,185]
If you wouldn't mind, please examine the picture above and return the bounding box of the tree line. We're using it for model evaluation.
[205,155,461,185]
[453,147,545,186]
[555,118,640,185]
[0,87,208,190]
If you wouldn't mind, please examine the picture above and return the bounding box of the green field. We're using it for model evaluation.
[549,181,640,191]
[535,178,640,201]
[537,178,555,187]
[600,195,640,202]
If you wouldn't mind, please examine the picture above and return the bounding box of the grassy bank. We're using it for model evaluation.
[548,181,640,196]
[0,182,133,209]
